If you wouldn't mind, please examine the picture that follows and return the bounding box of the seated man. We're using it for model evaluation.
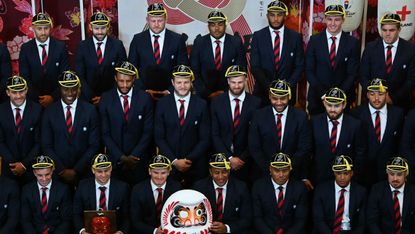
[73,153,130,234]
[130,154,182,234]
[193,153,252,234]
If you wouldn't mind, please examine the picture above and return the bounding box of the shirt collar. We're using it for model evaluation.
[61,98,78,110]
[390,183,405,194]
[117,87,133,98]
[150,179,167,192]
[150,28,166,39]
[174,92,191,103]
[10,100,27,111]
[327,114,343,124]
[95,179,111,190]
[326,30,342,40]
[368,102,388,115]
[93,35,108,45]
[269,25,285,35]
[383,38,399,48]
[37,180,52,190]
[36,38,50,47]
[228,91,246,102]
[271,178,288,190]
[334,181,351,192]
[213,180,228,190]
[210,34,225,44]
[272,105,289,116]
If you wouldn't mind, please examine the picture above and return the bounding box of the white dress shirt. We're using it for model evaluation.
[150,29,166,58]
[35,38,50,63]
[326,30,342,54]
[174,92,191,118]
[37,181,52,203]
[272,106,289,146]
[210,34,225,61]
[229,91,246,119]
[61,98,78,125]
[269,25,285,51]
[10,100,26,123]
[334,182,351,230]
[95,180,110,210]
[327,115,343,147]
[383,38,399,63]
[117,87,133,110]
[150,180,167,203]
[390,183,405,218]
[93,35,108,58]
[368,103,388,142]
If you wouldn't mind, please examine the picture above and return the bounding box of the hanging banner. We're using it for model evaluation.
[378,0,415,40]
[325,0,365,32]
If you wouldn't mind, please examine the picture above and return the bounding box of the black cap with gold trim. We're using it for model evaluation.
[172,64,195,81]
[7,75,28,91]
[149,154,172,170]
[115,61,139,79]
[147,3,167,16]
[269,79,291,100]
[90,12,110,26]
[332,155,353,172]
[32,155,55,169]
[380,13,401,25]
[323,87,347,105]
[32,12,52,26]
[324,5,346,18]
[267,1,288,15]
[225,65,247,78]
[270,152,292,170]
[209,153,231,170]
[207,10,227,23]
[59,70,80,88]
[367,78,388,93]
[387,156,409,176]
[92,154,112,169]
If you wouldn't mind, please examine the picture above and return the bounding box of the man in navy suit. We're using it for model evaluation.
[99,61,153,186]
[400,107,415,184]
[311,87,366,185]
[249,79,312,188]
[252,152,309,234]
[130,154,182,234]
[0,76,41,184]
[129,3,189,100]
[19,13,69,108]
[21,155,72,234]
[0,176,19,233]
[361,13,415,110]
[250,0,304,104]
[191,11,245,100]
[41,71,100,186]
[351,79,404,186]
[0,42,12,103]
[306,5,359,115]
[155,65,210,187]
[313,155,367,234]
[367,157,415,233]
[75,12,127,105]
[211,65,261,181]
[73,153,130,234]
[193,153,252,234]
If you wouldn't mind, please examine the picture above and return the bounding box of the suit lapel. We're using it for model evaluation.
[102,37,113,65]
[382,106,394,145]
[31,40,43,68]
[223,179,234,217]
[161,30,171,63]
[5,105,17,137]
[108,182,115,210]
[71,101,83,136]
[46,39,56,69]
[282,107,293,150]
[335,33,347,67]
[19,102,32,139]
[182,95,196,130]
[58,102,71,139]
[46,183,57,216]
[337,116,348,150]
[328,183,336,219]
[223,94,234,131]
[280,28,290,61]
[320,32,331,67]
[87,38,98,64]
[375,40,387,75]
[112,89,125,122]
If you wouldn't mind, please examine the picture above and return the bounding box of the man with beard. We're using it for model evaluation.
[41,71,100,186]
[361,13,415,110]
[306,5,359,115]
[75,12,127,105]
[99,61,153,186]
[130,155,182,234]
[129,3,188,100]
[19,12,69,108]
[191,11,245,100]
[351,78,404,186]
[210,65,261,181]
[249,79,312,189]
[155,65,210,187]
[311,87,366,185]
[367,157,415,233]
[73,153,130,234]
[250,0,304,104]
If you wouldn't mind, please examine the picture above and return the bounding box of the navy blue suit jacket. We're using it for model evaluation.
[128,29,189,91]
[21,180,72,234]
[0,177,19,234]
[0,43,11,103]
[313,181,367,234]
[73,178,130,234]
[399,107,415,183]
[351,104,404,185]
[360,38,415,109]
[250,26,304,100]
[249,106,312,179]
[191,33,246,98]
[306,31,359,114]
[0,100,41,179]
[130,178,182,233]
[252,177,309,234]
[19,38,69,101]
[367,181,415,234]
[41,99,100,174]
[311,113,366,184]
[75,36,127,101]
[193,177,252,234]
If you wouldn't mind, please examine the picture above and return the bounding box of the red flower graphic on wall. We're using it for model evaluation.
[94,0,117,9]
[19,16,35,38]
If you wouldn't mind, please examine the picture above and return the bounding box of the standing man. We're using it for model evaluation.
[0,42,12,103]
[19,12,69,107]
[155,65,210,186]
[193,153,252,234]
[0,76,42,184]
[252,152,309,234]
[351,78,404,186]
[191,10,246,100]
[73,153,130,234]
[361,13,415,110]
[367,157,415,233]
[306,5,359,114]
[41,71,100,186]
[130,155,182,234]
[99,61,153,185]
[250,0,304,104]
[249,79,312,186]
[313,155,367,233]
[311,87,366,185]
[211,65,261,181]
[21,155,73,234]
[76,12,127,105]
[0,176,19,233]
[129,3,189,99]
